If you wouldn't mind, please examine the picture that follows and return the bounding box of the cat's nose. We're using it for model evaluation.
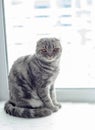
[48,54,52,57]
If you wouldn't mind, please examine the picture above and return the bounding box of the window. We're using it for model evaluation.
[0,0,95,102]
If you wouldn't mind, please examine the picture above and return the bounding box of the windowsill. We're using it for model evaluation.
[0,102,95,130]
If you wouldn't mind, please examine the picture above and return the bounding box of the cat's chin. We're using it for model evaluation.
[45,57,56,62]
[39,57,54,63]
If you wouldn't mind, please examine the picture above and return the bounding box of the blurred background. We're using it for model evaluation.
[4,0,95,88]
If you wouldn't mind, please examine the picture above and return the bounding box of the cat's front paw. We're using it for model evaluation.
[54,103,62,109]
[50,106,59,112]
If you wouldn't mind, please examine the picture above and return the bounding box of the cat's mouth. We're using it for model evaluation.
[46,56,55,61]
[47,56,52,59]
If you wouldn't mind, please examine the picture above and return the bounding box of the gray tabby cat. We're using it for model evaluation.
[4,38,62,118]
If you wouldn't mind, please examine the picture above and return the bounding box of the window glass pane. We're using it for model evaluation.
[4,0,95,88]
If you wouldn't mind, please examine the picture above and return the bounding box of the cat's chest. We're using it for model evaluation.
[41,67,59,83]
[31,60,59,85]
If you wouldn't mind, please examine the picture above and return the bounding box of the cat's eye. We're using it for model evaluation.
[53,48,59,52]
[41,49,47,52]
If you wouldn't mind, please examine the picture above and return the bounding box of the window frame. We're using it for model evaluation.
[0,0,9,101]
[0,0,95,102]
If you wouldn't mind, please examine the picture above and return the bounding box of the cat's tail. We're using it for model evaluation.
[4,101,52,118]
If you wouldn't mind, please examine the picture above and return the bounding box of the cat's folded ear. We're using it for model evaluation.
[52,38,60,42]
[37,38,46,44]
[37,38,60,44]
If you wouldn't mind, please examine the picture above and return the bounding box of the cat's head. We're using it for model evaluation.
[36,38,62,62]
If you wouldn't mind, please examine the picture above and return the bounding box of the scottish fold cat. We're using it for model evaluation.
[4,38,62,118]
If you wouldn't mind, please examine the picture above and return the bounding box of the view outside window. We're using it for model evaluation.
[4,0,95,88]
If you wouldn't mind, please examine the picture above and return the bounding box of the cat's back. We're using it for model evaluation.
[9,55,32,79]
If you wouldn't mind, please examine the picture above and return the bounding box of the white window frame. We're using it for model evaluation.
[0,0,95,102]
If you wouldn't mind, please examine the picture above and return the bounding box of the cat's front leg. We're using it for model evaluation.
[37,87,58,112]
[50,85,61,109]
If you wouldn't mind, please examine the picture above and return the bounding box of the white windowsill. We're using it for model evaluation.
[0,102,95,130]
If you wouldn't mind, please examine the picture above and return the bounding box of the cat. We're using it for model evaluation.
[4,38,62,118]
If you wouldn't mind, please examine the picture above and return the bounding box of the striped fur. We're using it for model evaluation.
[4,101,52,118]
[4,38,62,118]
